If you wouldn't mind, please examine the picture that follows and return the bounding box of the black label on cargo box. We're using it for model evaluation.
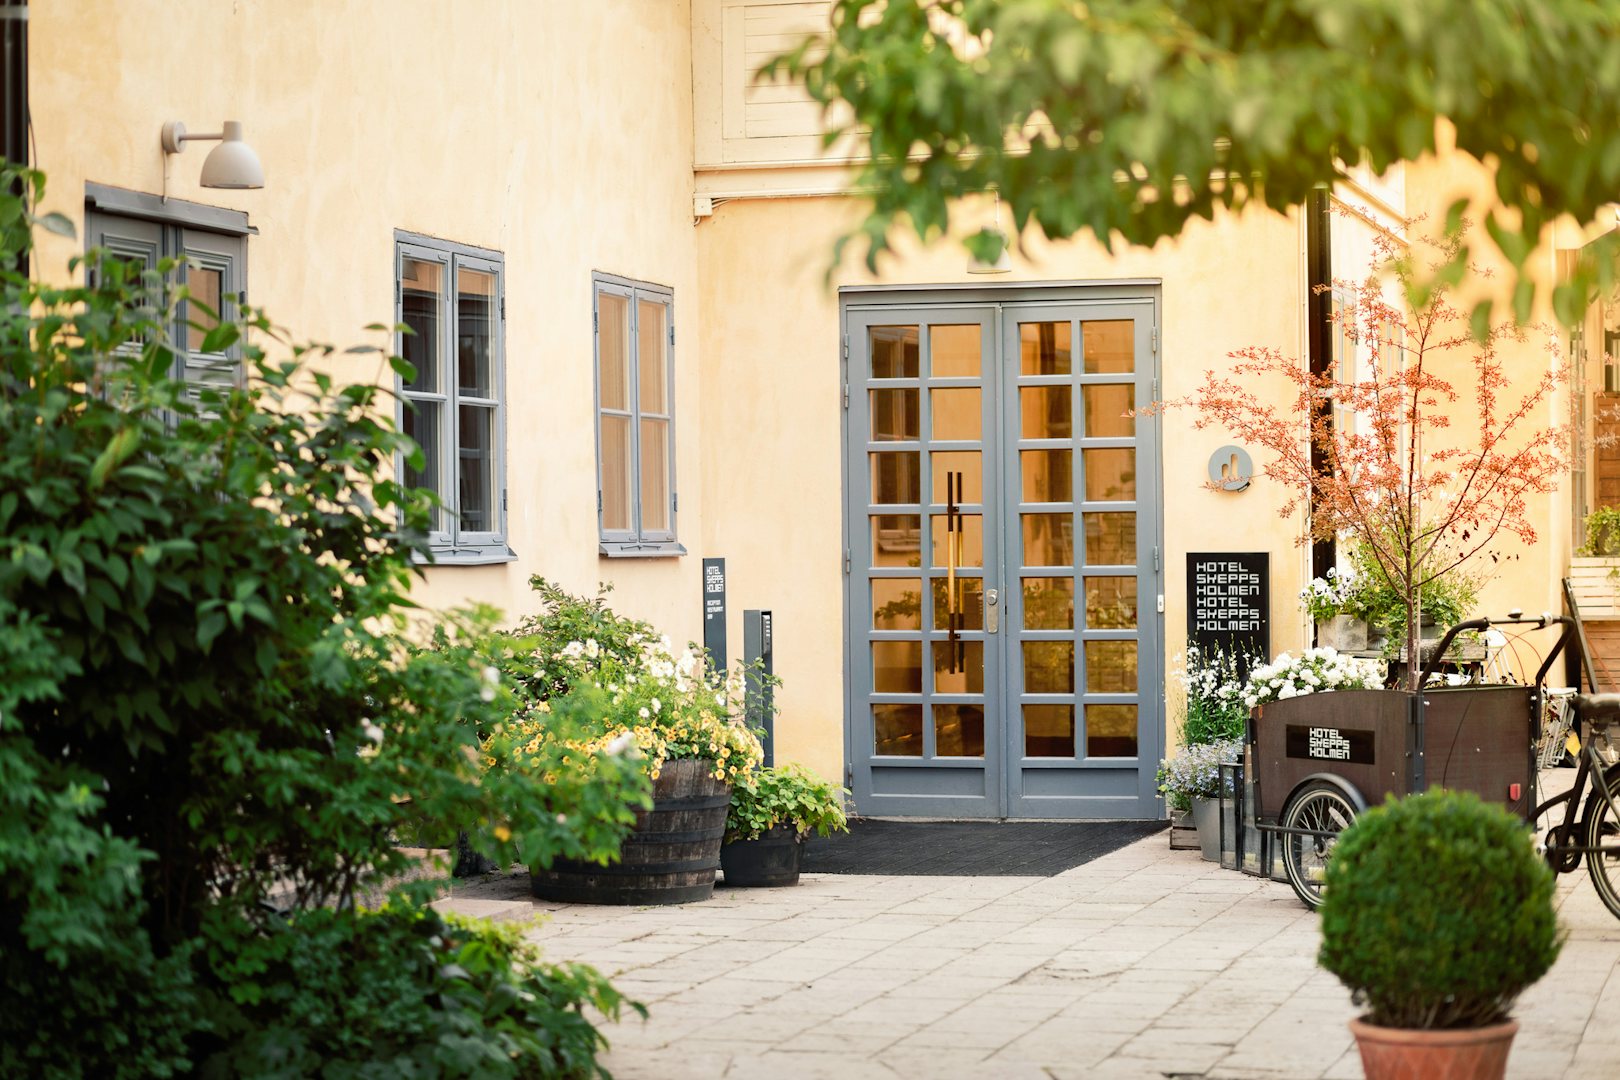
[1285,724,1374,765]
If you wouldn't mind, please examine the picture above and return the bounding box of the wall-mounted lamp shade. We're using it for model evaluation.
[161,120,265,189]
[967,233,1011,274]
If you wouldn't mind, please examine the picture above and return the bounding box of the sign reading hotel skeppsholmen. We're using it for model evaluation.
[1187,553,1269,665]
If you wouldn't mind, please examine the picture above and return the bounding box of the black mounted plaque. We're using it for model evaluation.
[1187,552,1270,666]
[702,557,726,672]
[1286,723,1376,765]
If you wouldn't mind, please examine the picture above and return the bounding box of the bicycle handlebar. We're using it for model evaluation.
[1418,613,1573,689]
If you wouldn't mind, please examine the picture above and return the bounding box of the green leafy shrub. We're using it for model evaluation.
[1171,644,1255,745]
[726,764,849,842]
[198,904,642,1079]
[1318,791,1562,1029]
[1578,506,1620,556]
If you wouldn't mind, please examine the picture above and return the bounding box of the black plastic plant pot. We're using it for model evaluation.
[719,823,802,887]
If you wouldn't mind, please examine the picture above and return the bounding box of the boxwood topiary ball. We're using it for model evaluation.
[1317,790,1562,1030]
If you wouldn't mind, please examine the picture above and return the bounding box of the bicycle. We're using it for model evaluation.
[1535,693,1620,917]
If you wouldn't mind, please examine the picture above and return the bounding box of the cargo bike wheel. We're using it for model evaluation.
[1279,779,1361,910]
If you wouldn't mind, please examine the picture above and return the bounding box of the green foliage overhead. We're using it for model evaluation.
[1318,791,1562,1029]
[726,763,850,842]
[773,0,1620,319]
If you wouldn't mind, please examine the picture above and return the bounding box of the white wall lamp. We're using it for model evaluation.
[160,120,265,190]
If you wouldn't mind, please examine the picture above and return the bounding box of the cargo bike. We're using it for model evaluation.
[1246,612,1620,918]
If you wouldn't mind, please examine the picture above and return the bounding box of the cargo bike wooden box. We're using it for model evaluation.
[1246,614,1620,917]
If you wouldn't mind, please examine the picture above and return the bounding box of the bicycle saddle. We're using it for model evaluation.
[1574,694,1620,730]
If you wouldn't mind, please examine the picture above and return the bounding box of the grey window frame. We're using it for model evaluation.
[394,230,512,566]
[593,271,683,557]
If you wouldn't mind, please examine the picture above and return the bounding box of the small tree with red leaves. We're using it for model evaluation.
[1188,226,1567,691]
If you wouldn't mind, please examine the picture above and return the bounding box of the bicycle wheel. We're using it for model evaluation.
[1584,765,1620,920]
[1280,780,1359,910]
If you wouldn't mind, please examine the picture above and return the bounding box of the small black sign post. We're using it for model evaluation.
[702,558,726,673]
[1187,552,1270,669]
[744,610,774,767]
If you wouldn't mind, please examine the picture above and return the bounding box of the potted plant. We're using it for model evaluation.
[1301,567,1372,652]
[1318,790,1562,1080]
[1569,506,1620,619]
[1157,738,1242,861]
[720,764,849,887]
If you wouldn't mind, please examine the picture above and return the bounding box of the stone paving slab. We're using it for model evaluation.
[438,827,1620,1079]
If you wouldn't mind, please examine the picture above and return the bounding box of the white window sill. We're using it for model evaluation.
[413,546,517,567]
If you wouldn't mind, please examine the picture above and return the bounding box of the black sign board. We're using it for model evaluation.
[1187,552,1269,665]
[702,558,726,672]
[1286,724,1375,765]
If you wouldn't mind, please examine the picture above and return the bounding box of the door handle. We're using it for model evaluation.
[985,588,999,634]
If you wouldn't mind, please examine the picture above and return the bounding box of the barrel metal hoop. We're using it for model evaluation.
[622,824,727,846]
[649,793,731,811]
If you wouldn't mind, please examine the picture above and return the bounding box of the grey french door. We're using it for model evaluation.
[843,292,1163,818]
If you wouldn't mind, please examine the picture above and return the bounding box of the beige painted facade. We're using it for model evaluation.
[24,0,1595,814]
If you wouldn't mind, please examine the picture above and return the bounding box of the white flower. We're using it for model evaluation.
[604,731,635,756]
[362,721,385,744]
[479,686,496,702]
[651,697,662,714]
[639,707,651,719]
[562,641,585,659]
[584,639,600,659]
[715,692,727,707]
[482,665,499,683]
[556,813,569,825]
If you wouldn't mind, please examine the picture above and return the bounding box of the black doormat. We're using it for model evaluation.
[802,819,1168,877]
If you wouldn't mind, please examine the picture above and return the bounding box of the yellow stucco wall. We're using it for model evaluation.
[27,0,706,641]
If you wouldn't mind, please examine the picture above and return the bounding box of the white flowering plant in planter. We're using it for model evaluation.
[1241,648,1384,709]
[1157,737,1243,805]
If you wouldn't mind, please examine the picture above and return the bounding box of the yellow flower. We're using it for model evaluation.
[493,825,512,842]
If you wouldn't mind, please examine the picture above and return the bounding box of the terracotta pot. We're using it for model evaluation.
[1348,1017,1518,1080]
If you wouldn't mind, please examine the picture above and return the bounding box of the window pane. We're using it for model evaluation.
[931,577,984,631]
[402,399,443,528]
[871,514,923,567]
[1085,641,1138,693]
[1083,512,1135,565]
[1021,386,1072,439]
[1020,322,1071,374]
[457,268,495,398]
[1021,449,1073,503]
[930,324,980,377]
[458,404,495,533]
[870,452,921,504]
[873,578,923,631]
[185,266,222,352]
[1083,449,1136,502]
[871,326,919,378]
[1025,705,1075,757]
[1085,577,1137,629]
[934,640,984,693]
[873,641,922,694]
[931,451,982,504]
[640,418,670,532]
[1024,641,1075,693]
[638,298,668,415]
[930,513,983,568]
[599,293,630,411]
[931,388,981,441]
[1086,705,1138,757]
[1022,513,1074,567]
[401,258,443,394]
[934,704,985,757]
[1083,384,1134,438]
[1082,320,1133,374]
[874,704,922,756]
[601,414,633,531]
[870,388,920,441]
[1022,577,1075,629]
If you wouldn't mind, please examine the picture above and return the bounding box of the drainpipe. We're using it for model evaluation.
[2,0,26,278]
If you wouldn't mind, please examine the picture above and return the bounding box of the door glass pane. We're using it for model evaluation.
[1085,641,1138,693]
[1025,705,1075,757]
[932,577,984,630]
[870,452,921,504]
[930,451,982,503]
[457,268,495,397]
[601,415,633,531]
[873,641,923,694]
[930,513,983,568]
[871,514,923,567]
[873,578,923,630]
[871,326,919,378]
[875,704,923,756]
[1022,577,1075,629]
[638,298,668,414]
[1086,705,1138,757]
[402,399,442,528]
[1021,386,1072,439]
[1083,512,1135,565]
[1019,322,1071,375]
[1024,641,1075,693]
[640,418,670,531]
[1021,449,1073,503]
[598,293,630,410]
[934,704,985,757]
[1083,449,1136,501]
[1022,513,1074,567]
[1085,577,1137,629]
[185,265,222,352]
[870,388,920,441]
[400,258,443,393]
[458,404,495,533]
[931,388,981,441]
[931,324,980,377]
[933,640,984,693]
[1083,384,1134,438]
[1082,320,1133,374]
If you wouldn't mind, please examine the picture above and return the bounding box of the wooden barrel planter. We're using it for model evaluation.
[720,823,803,887]
[529,758,730,905]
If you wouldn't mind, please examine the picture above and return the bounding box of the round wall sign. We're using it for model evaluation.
[1208,445,1253,492]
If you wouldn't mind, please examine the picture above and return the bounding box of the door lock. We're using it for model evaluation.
[985,588,999,633]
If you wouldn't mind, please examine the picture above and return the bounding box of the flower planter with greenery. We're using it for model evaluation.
[1318,791,1562,1080]
[1157,739,1242,860]
[721,764,849,887]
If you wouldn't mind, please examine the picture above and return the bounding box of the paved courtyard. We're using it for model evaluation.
[444,830,1620,1080]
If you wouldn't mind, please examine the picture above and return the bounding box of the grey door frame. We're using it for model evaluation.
[839,280,1166,820]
